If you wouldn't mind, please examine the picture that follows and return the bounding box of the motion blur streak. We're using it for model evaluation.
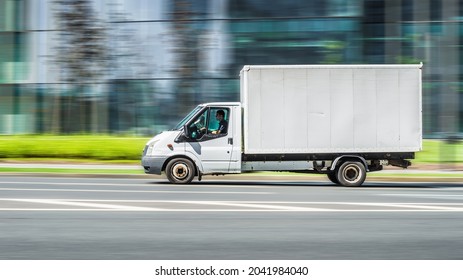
[0,0,462,137]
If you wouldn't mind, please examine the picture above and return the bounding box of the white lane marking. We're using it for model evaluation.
[382,194,463,197]
[369,203,462,211]
[0,188,273,195]
[311,202,463,211]
[4,199,163,211]
[0,209,124,211]
[1,199,463,212]
[167,201,330,211]
[0,208,462,212]
[0,181,278,189]
[380,194,463,200]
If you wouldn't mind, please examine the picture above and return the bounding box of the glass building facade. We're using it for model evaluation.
[0,0,462,136]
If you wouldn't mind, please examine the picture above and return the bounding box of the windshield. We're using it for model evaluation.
[172,106,203,130]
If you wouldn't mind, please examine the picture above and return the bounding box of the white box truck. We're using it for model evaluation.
[142,64,422,186]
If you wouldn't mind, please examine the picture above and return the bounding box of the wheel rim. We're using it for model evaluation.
[172,162,190,180]
[342,164,361,183]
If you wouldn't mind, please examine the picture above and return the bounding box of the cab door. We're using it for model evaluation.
[184,106,234,173]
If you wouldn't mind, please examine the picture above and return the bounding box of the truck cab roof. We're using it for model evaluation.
[198,102,241,107]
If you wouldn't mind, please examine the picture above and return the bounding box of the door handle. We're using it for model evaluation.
[228,138,233,145]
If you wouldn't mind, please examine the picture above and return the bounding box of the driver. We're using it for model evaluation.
[212,110,228,134]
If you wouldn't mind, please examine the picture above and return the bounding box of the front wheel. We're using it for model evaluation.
[336,161,366,187]
[165,158,195,184]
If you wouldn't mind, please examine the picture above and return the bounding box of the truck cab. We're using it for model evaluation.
[142,102,242,184]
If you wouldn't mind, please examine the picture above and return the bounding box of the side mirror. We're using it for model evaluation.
[183,124,190,139]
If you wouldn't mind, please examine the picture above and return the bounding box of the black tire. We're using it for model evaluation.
[327,172,340,185]
[336,161,366,187]
[165,158,195,184]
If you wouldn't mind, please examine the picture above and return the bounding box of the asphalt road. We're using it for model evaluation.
[0,176,463,260]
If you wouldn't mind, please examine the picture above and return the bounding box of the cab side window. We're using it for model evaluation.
[185,107,229,141]
[207,108,229,136]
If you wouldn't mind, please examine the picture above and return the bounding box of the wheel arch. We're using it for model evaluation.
[162,154,203,176]
[330,155,369,172]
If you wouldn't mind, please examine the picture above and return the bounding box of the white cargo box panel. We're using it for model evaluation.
[240,64,422,154]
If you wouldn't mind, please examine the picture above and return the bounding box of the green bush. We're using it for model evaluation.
[0,135,150,161]
[415,140,463,163]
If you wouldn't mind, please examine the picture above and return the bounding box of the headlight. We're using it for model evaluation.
[146,140,159,156]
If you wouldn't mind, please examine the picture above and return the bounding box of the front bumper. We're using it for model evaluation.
[141,155,167,175]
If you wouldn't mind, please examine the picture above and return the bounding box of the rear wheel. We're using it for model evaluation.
[165,158,195,184]
[336,161,366,187]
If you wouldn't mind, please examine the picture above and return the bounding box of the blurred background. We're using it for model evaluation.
[0,0,462,138]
